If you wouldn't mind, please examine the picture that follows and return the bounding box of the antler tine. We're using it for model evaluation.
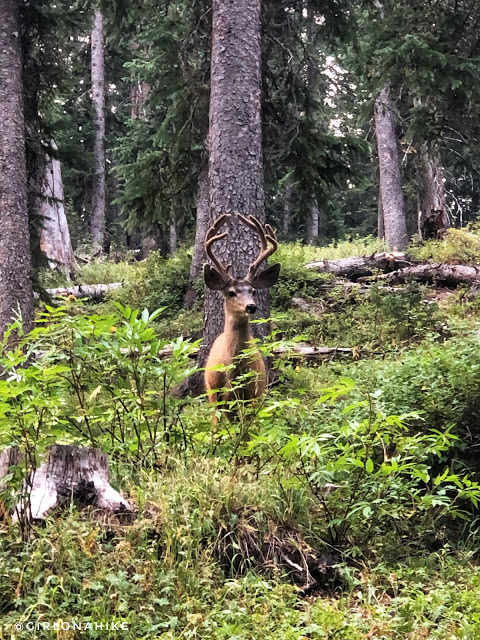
[204,213,232,282]
[237,213,278,282]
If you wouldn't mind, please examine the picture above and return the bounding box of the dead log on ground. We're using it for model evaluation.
[45,282,122,300]
[362,263,480,287]
[147,343,363,362]
[272,344,364,362]
[306,252,414,279]
[0,445,132,520]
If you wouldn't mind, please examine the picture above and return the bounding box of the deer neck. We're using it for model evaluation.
[223,310,252,359]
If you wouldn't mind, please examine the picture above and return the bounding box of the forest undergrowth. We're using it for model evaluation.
[4,231,480,638]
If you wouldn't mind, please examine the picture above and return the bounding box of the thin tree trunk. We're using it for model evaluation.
[130,81,149,120]
[185,159,209,308]
[282,181,292,239]
[418,142,449,239]
[307,198,319,245]
[203,0,267,354]
[90,8,106,254]
[374,83,408,250]
[39,142,75,275]
[169,221,177,256]
[306,6,322,246]
[0,0,34,339]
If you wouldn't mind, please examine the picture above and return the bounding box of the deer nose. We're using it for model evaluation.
[246,304,257,315]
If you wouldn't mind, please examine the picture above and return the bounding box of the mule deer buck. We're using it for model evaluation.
[204,213,281,422]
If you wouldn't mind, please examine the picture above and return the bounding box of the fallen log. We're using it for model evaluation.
[272,344,364,362]
[45,282,123,300]
[152,343,363,362]
[363,263,480,287]
[0,445,132,521]
[34,342,363,365]
[306,252,414,279]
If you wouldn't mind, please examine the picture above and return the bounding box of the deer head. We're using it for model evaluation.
[204,213,281,319]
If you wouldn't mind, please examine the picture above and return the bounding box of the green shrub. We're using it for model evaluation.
[243,379,480,551]
[0,303,199,470]
[273,282,443,349]
[110,249,194,319]
[410,227,480,264]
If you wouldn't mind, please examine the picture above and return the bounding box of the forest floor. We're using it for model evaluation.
[3,229,480,639]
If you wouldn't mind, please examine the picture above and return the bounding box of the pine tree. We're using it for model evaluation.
[90,7,106,253]
[374,83,408,249]
[203,0,268,352]
[0,0,34,338]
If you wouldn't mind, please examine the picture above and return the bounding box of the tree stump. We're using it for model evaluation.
[0,445,132,520]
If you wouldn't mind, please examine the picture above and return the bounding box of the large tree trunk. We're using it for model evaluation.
[374,83,408,250]
[0,0,34,340]
[203,0,267,353]
[418,142,449,240]
[90,8,106,254]
[39,142,75,275]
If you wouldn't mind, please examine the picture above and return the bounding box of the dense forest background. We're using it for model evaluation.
[2,1,480,638]
[12,0,480,265]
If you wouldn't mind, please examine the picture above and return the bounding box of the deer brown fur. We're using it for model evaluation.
[203,213,281,423]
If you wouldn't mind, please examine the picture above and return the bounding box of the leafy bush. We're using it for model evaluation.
[110,249,193,319]
[0,303,199,468]
[273,282,443,349]
[243,379,480,551]
[410,227,480,264]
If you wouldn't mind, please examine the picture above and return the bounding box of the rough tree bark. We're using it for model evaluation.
[0,0,35,339]
[90,8,106,254]
[0,445,132,521]
[203,0,268,353]
[39,142,75,275]
[374,82,408,250]
[418,142,449,240]
[378,188,385,240]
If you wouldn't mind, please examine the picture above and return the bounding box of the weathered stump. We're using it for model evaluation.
[0,445,132,520]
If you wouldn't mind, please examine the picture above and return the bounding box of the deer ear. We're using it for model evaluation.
[251,263,281,290]
[204,264,226,290]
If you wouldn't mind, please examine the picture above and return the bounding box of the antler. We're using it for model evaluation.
[204,213,232,282]
[237,214,278,283]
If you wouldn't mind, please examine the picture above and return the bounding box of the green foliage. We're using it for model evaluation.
[410,227,480,265]
[0,303,199,468]
[2,462,480,638]
[241,379,480,551]
[270,239,383,310]
[110,249,193,319]
[274,282,442,350]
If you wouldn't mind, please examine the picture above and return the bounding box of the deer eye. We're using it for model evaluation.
[228,290,236,297]
[252,290,256,296]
